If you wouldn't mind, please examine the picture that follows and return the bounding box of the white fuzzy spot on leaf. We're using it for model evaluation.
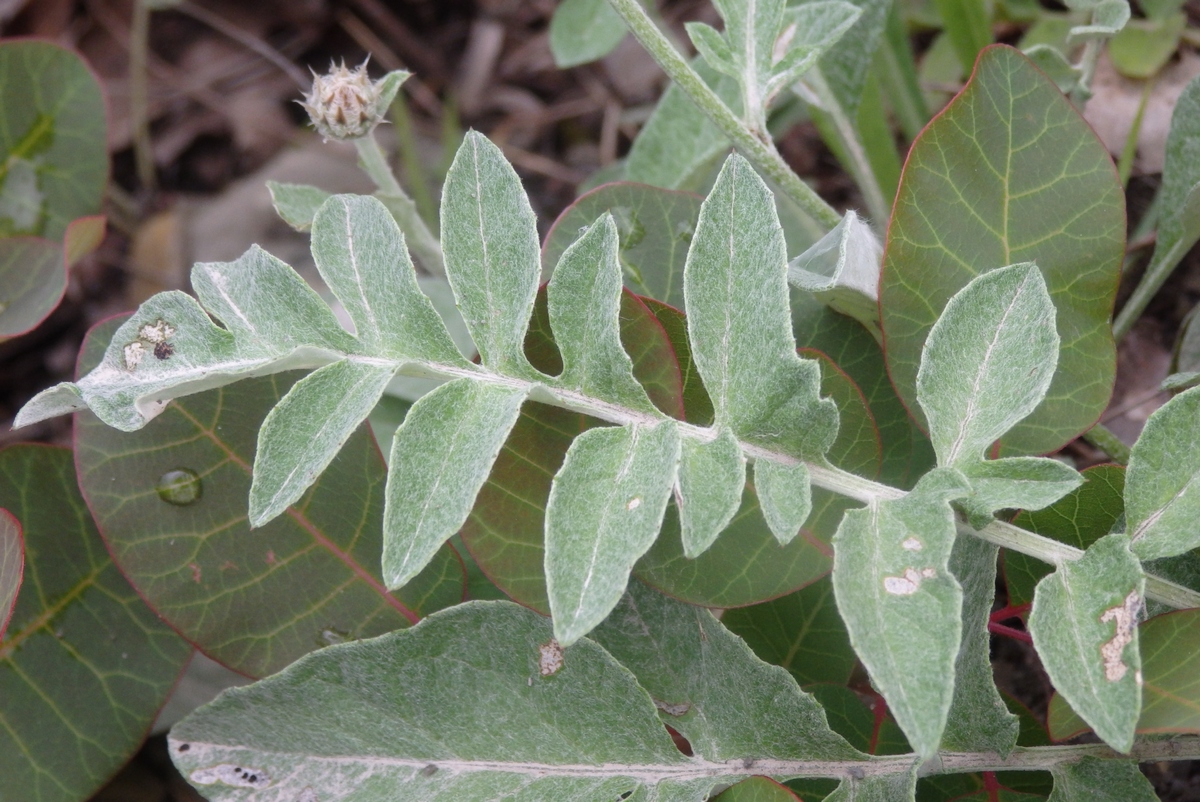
[1099,590,1140,682]
[539,639,564,676]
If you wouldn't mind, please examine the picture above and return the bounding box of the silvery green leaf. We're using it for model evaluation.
[1047,756,1159,802]
[266,181,331,231]
[1126,385,1200,560]
[957,456,1084,529]
[768,2,862,97]
[711,0,787,126]
[625,59,739,191]
[686,22,739,78]
[382,379,527,589]
[441,131,541,376]
[677,428,746,558]
[171,601,742,801]
[417,275,477,360]
[941,536,1020,755]
[547,213,657,413]
[16,247,358,432]
[787,211,882,338]
[373,69,410,111]
[917,263,1059,467]
[798,0,891,120]
[312,194,467,363]
[590,581,862,762]
[546,421,680,646]
[831,467,971,758]
[754,459,812,546]
[549,0,628,68]
[685,153,838,460]
[1066,0,1131,44]
[823,766,918,802]
[1138,76,1200,334]
[249,360,395,526]
[1028,533,1144,753]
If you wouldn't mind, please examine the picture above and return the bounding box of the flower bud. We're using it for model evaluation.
[301,61,385,141]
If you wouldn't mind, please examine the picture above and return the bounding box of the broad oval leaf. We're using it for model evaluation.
[716,575,858,687]
[1125,385,1200,560]
[1028,534,1144,753]
[0,445,191,802]
[549,0,627,68]
[543,181,703,311]
[75,318,464,679]
[0,238,65,340]
[0,509,21,640]
[881,45,1124,456]
[0,41,107,241]
[171,601,742,801]
[917,264,1059,467]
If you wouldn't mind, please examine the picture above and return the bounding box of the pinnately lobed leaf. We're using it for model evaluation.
[172,601,754,801]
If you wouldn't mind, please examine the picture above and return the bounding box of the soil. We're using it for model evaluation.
[0,1,1197,800]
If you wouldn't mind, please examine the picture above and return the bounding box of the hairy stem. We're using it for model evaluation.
[393,357,1200,611]
[606,0,842,230]
[354,135,446,276]
[737,736,1200,779]
[1082,423,1131,465]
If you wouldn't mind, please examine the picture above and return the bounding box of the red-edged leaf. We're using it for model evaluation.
[0,508,21,640]
[74,316,465,679]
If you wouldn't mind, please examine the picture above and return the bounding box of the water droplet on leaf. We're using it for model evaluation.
[157,469,202,505]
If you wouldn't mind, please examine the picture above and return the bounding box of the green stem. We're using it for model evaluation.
[354,135,445,276]
[1113,234,1191,342]
[803,69,891,225]
[606,0,842,230]
[1070,38,1102,108]
[739,735,1200,779]
[390,356,1200,612]
[1082,423,1132,465]
[130,0,155,191]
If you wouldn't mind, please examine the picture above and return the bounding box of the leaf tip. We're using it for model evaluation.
[13,383,86,429]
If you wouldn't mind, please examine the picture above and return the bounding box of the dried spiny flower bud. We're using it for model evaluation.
[301,60,385,141]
